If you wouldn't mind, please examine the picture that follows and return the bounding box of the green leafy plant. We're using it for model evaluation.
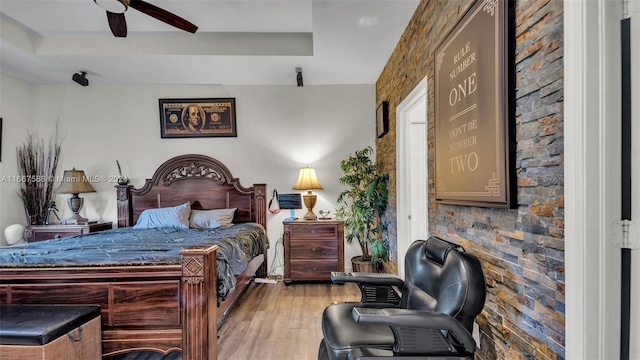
[16,123,62,225]
[336,146,389,267]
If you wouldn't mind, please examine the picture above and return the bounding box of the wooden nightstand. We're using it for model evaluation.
[283,220,344,284]
[25,222,113,243]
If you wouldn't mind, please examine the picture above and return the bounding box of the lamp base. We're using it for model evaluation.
[63,213,90,225]
[302,210,318,221]
[64,194,89,225]
[302,191,318,221]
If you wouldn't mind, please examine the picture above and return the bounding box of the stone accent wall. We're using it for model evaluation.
[375,0,564,359]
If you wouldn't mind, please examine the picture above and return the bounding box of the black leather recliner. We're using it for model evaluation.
[318,237,487,360]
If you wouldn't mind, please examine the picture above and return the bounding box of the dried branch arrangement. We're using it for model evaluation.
[16,123,62,225]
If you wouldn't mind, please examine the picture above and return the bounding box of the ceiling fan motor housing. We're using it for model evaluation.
[94,0,129,14]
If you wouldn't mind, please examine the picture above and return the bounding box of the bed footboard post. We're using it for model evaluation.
[180,245,218,360]
[116,185,133,227]
[253,183,268,278]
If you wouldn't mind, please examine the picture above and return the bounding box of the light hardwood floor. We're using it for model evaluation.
[217,281,361,360]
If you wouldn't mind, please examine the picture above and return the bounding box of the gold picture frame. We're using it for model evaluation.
[159,98,237,138]
[433,0,516,208]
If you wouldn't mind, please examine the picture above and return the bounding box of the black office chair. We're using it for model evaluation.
[318,237,487,360]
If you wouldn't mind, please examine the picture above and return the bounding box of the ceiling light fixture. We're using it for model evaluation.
[72,71,89,87]
[94,0,129,14]
[296,67,303,87]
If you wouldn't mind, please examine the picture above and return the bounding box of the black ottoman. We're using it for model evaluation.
[0,304,101,360]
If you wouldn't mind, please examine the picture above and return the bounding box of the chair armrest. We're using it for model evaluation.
[331,272,404,305]
[351,307,476,354]
[331,272,404,287]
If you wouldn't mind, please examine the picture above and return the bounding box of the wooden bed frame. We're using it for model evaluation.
[0,154,268,359]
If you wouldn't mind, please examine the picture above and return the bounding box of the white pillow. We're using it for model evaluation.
[189,208,236,229]
[133,202,191,229]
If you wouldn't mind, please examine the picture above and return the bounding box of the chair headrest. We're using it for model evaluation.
[425,236,464,264]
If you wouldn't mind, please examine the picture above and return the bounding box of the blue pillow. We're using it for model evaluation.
[133,202,191,229]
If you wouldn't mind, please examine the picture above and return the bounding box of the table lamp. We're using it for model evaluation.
[278,193,303,222]
[57,168,96,225]
[292,166,323,221]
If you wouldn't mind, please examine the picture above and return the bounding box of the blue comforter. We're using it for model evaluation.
[0,223,268,302]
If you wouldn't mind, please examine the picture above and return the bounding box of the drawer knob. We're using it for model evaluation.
[54,235,61,239]
[311,247,317,252]
[311,230,316,234]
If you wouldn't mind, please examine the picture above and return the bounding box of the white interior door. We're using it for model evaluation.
[396,77,428,279]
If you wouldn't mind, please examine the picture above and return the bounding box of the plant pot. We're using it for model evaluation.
[351,255,381,273]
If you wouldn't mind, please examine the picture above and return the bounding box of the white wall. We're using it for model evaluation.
[1,76,373,272]
[0,74,37,244]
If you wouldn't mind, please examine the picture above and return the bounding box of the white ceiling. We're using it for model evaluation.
[0,0,420,86]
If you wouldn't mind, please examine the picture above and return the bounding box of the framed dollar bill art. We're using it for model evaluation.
[159,98,237,138]
[433,0,516,208]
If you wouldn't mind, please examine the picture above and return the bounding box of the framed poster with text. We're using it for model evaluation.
[434,0,515,208]
[159,98,237,138]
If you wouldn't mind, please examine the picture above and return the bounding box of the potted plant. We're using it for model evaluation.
[16,124,62,225]
[336,146,390,272]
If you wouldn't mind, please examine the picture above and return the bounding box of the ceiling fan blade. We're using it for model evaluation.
[107,11,128,37]
[129,0,198,34]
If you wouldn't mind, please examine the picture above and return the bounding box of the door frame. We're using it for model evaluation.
[564,0,622,358]
[396,76,428,278]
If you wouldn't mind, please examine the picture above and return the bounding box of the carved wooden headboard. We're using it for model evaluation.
[116,154,267,229]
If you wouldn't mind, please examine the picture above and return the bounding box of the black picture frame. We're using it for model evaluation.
[159,98,237,138]
[376,101,389,138]
[433,0,516,208]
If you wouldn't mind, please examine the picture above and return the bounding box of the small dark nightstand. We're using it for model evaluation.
[283,220,344,284]
[25,222,113,243]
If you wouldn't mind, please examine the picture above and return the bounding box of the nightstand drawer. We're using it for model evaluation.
[33,229,83,242]
[289,224,338,240]
[290,260,339,279]
[289,240,338,259]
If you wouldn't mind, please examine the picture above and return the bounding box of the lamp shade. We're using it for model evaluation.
[291,167,323,191]
[57,169,97,194]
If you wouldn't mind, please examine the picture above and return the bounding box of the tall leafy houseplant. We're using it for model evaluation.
[16,124,62,225]
[336,146,389,268]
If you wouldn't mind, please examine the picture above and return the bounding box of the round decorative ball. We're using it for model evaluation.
[4,224,26,245]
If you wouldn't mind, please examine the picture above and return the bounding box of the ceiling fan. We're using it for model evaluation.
[94,0,198,37]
